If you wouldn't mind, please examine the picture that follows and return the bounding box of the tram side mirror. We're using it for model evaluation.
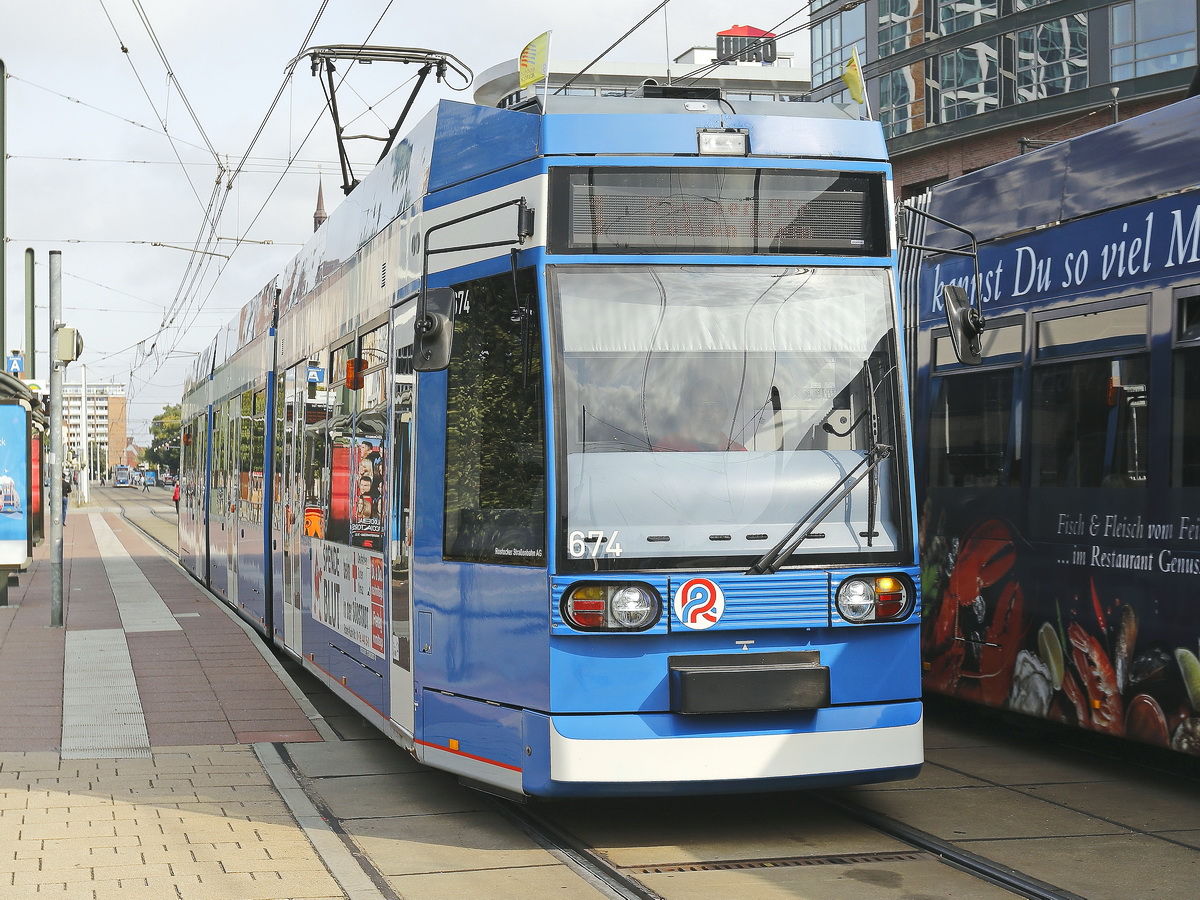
[414,287,456,372]
[942,285,985,366]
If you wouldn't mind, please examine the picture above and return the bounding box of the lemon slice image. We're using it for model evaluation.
[1176,648,1200,713]
[1038,621,1065,690]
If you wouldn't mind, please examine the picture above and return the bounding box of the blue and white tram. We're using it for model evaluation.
[180,91,923,797]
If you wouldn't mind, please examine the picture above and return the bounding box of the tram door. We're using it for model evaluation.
[389,308,416,737]
[280,365,305,653]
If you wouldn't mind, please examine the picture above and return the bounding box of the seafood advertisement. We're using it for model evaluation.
[922,496,1200,756]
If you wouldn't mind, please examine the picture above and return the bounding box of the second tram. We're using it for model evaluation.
[906,96,1200,756]
[181,88,923,796]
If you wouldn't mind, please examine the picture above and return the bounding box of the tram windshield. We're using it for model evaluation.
[551,265,909,571]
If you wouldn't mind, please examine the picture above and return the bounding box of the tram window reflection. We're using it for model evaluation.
[1030,354,1148,488]
[929,368,1015,487]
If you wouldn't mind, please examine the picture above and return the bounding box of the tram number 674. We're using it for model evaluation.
[569,529,624,558]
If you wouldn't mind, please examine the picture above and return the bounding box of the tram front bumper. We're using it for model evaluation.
[522,700,923,796]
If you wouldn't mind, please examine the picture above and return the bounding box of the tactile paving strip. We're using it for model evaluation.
[89,515,182,633]
[61,628,151,758]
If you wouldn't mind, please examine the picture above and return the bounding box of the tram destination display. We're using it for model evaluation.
[551,167,885,256]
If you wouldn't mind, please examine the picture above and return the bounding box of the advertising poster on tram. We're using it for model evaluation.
[312,537,386,659]
[350,438,385,551]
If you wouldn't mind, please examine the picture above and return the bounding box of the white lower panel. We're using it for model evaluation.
[549,716,922,784]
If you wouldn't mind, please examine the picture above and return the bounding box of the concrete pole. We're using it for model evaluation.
[79,364,89,504]
[49,251,63,628]
[25,248,34,380]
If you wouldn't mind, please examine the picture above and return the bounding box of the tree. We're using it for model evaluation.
[144,404,182,474]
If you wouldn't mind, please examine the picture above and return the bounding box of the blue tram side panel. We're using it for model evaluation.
[906,95,1200,757]
[181,88,926,797]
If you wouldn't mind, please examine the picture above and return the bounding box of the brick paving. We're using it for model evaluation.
[0,504,349,900]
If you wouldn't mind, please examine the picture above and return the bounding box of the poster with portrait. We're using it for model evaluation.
[350,438,385,550]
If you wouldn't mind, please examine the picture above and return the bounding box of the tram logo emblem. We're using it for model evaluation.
[673,578,725,630]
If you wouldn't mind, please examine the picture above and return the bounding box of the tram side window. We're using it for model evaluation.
[211,404,226,510]
[273,372,285,526]
[239,392,255,515]
[1173,290,1200,486]
[324,341,356,545]
[929,369,1015,487]
[350,323,388,552]
[443,269,546,565]
[1031,355,1149,488]
[1175,349,1200,485]
[303,377,332,540]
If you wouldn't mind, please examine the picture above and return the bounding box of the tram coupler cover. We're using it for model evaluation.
[668,650,830,714]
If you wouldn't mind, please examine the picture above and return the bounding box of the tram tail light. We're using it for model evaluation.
[835,575,912,623]
[562,583,661,632]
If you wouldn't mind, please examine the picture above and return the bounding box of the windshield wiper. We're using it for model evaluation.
[745,443,893,576]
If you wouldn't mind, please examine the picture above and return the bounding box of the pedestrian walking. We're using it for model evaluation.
[61,473,71,523]
[173,481,180,513]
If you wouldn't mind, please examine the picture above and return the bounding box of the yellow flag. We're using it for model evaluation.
[841,46,866,104]
[519,31,551,90]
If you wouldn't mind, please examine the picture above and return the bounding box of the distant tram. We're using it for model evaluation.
[180,87,925,797]
[113,465,132,488]
[905,96,1200,756]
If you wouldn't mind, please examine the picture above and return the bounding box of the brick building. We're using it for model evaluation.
[61,382,127,476]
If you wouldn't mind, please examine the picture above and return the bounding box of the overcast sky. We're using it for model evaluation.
[2,0,809,441]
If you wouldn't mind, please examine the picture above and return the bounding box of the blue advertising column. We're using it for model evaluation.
[0,400,32,605]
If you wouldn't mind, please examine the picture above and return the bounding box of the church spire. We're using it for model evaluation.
[313,180,328,232]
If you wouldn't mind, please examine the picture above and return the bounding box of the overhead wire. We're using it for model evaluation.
[4,73,211,155]
[94,0,222,213]
[129,0,223,162]
[10,153,336,174]
[134,0,336,389]
[141,0,403,391]
[555,0,673,95]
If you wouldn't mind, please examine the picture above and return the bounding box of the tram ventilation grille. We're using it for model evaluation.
[628,850,931,874]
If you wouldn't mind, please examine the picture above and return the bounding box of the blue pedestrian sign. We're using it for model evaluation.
[307,366,325,384]
[5,356,23,375]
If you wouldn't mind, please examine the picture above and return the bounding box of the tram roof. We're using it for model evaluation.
[918,95,1200,248]
[189,95,891,387]
[532,95,887,163]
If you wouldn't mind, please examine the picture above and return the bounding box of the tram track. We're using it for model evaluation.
[489,787,1088,900]
[98,486,1197,899]
[103,487,180,557]
[818,791,1086,900]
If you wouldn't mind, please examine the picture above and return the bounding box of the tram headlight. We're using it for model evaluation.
[562,583,662,632]
[611,587,656,628]
[835,575,911,623]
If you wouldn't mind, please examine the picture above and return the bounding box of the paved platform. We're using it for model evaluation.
[0,493,368,900]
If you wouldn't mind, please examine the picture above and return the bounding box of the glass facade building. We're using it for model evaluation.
[810,0,1197,191]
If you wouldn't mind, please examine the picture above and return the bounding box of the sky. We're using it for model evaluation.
[1,0,809,442]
